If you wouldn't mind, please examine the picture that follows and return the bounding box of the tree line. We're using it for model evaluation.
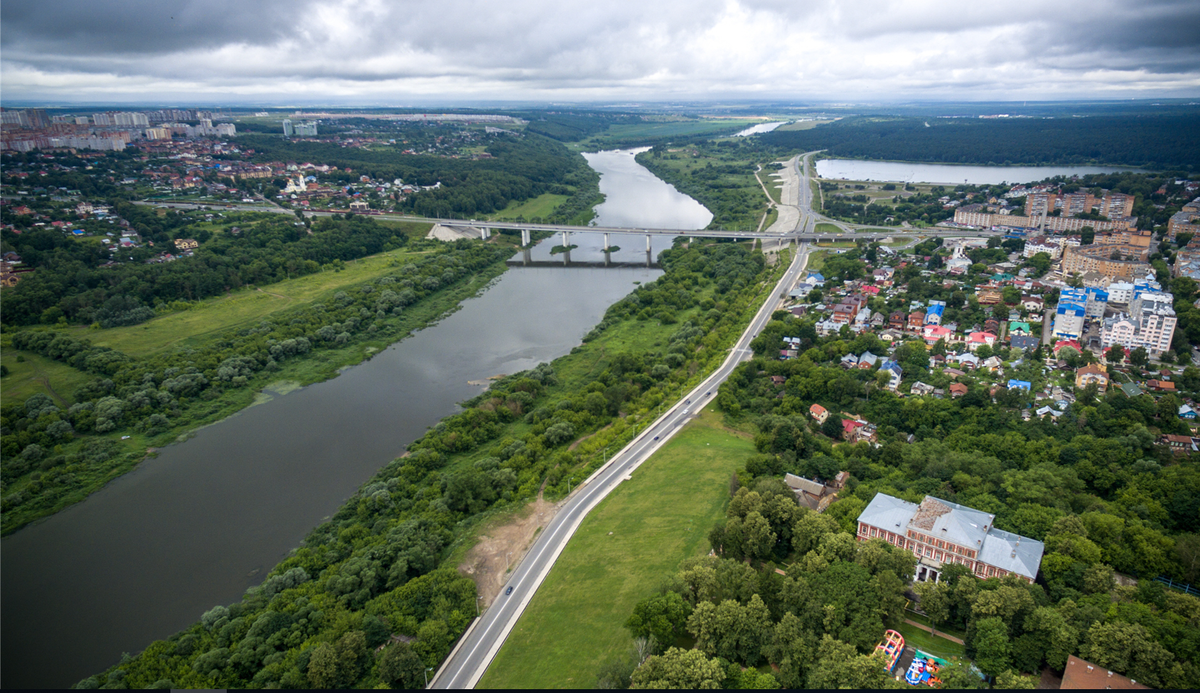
[71,241,782,688]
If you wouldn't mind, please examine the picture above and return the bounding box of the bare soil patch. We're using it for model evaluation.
[458,489,566,607]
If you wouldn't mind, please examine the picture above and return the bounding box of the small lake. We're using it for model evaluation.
[815,159,1140,185]
[0,149,711,689]
[734,122,787,137]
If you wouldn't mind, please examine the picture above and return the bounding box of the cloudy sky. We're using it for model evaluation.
[3,0,1199,105]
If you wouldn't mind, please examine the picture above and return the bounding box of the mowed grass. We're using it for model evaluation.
[65,247,429,357]
[895,622,967,662]
[0,347,97,405]
[489,193,569,221]
[815,222,843,234]
[479,408,755,689]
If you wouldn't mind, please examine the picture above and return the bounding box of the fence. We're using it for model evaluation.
[1154,576,1200,597]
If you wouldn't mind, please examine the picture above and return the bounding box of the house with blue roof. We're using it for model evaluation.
[1007,379,1032,391]
[805,272,825,287]
[925,303,945,325]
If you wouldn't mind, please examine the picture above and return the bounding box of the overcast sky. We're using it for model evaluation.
[3,0,1199,105]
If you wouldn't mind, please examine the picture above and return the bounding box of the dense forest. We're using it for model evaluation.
[69,241,782,688]
[760,114,1200,170]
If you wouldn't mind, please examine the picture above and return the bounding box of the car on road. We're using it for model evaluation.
[505,586,513,596]
[653,436,659,440]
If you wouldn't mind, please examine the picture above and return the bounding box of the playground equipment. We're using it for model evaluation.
[905,650,947,687]
[875,629,906,673]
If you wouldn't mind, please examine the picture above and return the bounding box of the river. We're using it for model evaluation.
[0,149,711,689]
[815,159,1140,185]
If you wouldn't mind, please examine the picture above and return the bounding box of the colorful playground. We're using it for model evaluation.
[877,629,956,687]
[875,629,906,673]
[904,650,948,687]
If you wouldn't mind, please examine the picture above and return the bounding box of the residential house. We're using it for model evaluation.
[1160,434,1197,456]
[1180,404,1197,420]
[911,381,936,396]
[1010,334,1041,351]
[1120,382,1145,397]
[984,317,1000,334]
[784,473,837,512]
[923,324,953,346]
[1007,379,1032,391]
[1075,364,1109,393]
[889,311,906,330]
[858,352,880,369]
[952,352,981,370]
[856,494,1044,583]
[950,383,969,398]
[966,332,998,352]
[982,356,1004,372]
[809,404,830,424]
[1147,379,1177,392]
[880,360,903,389]
[840,353,859,368]
[908,311,926,331]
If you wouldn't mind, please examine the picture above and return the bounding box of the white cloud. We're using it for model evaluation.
[1,0,1197,103]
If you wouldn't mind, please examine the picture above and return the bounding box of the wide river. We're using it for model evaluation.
[1,149,711,689]
[815,158,1139,185]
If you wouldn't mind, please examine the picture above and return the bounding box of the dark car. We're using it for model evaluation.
[653,435,660,440]
[505,586,513,596]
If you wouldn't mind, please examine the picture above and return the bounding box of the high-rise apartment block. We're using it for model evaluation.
[282,119,294,136]
[1101,290,1177,356]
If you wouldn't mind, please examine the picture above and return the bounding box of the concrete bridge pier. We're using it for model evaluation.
[603,232,610,252]
[480,227,490,240]
[522,247,531,265]
[604,248,611,267]
[521,229,531,247]
[561,231,569,248]
[645,234,651,252]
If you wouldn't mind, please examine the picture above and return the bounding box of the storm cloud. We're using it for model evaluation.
[2,0,1198,103]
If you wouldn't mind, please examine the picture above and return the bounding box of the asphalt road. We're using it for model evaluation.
[431,240,810,688]
[430,150,821,690]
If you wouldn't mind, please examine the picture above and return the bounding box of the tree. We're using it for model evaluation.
[995,669,1038,689]
[821,415,844,440]
[1079,621,1184,688]
[806,635,890,689]
[626,592,692,650]
[913,580,950,631]
[307,631,367,688]
[1129,346,1149,368]
[630,647,724,689]
[971,617,1012,677]
[377,641,425,689]
[1107,344,1125,365]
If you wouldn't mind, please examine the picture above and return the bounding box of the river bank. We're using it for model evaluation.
[1,148,710,689]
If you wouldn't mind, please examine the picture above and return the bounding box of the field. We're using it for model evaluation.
[488,193,569,221]
[774,119,833,132]
[815,222,844,235]
[479,409,756,688]
[64,244,432,357]
[582,118,759,148]
[895,622,968,662]
[0,347,97,405]
[636,149,773,231]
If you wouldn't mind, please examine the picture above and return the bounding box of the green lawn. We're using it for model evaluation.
[903,611,967,642]
[64,246,430,357]
[895,622,967,662]
[0,347,97,405]
[488,193,569,221]
[815,222,843,235]
[479,409,756,688]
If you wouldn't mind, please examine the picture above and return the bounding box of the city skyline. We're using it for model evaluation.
[2,0,1200,104]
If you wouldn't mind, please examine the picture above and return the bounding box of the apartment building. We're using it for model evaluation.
[1062,244,1151,282]
[1101,291,1177,357]
[857,494,1044,584]
[954,209,1134,233]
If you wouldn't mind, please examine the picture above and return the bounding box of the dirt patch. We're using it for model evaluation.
[459,489,566,607]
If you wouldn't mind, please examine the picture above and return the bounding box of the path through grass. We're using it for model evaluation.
[479,408,755,688]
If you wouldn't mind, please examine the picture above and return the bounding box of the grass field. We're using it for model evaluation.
[479,409,756,688]
[0,347,97,405]
[895,622,967,662]
[64,246,431,357]
[775,119,832,132]
[488,193,569,221]
[815,222,844,234]
[903,611,967,642]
